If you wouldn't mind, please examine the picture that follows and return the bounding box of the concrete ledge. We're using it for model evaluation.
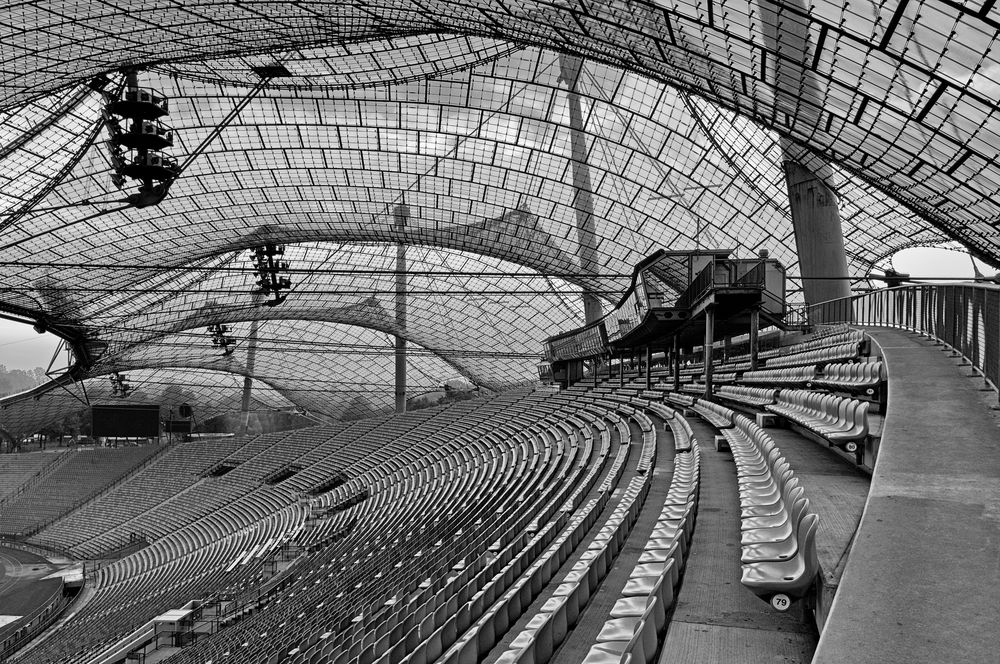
[813,328,1000,664]
[755,413,778,428]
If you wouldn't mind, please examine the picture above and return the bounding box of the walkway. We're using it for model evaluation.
[658,419,817,663]
[813,328,1000,663]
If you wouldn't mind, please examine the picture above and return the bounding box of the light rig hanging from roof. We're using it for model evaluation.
[101,70,180,208]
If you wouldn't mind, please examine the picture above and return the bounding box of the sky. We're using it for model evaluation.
[0,246,991,372]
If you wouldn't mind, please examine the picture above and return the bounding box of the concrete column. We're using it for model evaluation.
[703,308,715,399]
[619,352,624,387]
[757,0,852,316]
[749,308,760,371]
[672,336,681,392]
[645,347,652,391]
[394,204,408,413]
[785,161,852,311]
[559,53,603,325]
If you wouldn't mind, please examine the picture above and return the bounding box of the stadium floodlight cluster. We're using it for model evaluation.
[249,244,292,307]
[100,70,178,208]
[207,324,236,356]
[108,372,131,398]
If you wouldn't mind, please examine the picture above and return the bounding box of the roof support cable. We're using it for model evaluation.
[174,75,273,178]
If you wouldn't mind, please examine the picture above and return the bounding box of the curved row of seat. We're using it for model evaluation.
[714,385,778,408]
[809,360,885,394]
[766,390,870,451]
[580,443,701,664]
[487,405,664,664]
[740,366,816,387]
[721,413,820,610]
[434,410,640,664]
[158,392,618,664]
[270,421,569,664]
[760,329,866,360]
[762,342,864,369]
[690,399,734,429]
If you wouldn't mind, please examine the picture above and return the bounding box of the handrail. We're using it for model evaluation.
[806,283,1000,399]
[732,260,765,288]
[676,261,715,309]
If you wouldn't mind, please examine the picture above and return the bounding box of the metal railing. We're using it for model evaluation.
[676,261,715,309]
[732,260,765,288]
[806,283,1000,397]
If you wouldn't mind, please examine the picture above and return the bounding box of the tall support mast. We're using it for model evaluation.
[759,0,851,315]
[559,54,603,325]
[394,204,408,413]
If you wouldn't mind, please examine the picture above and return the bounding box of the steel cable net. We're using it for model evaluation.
[0,1,997,257]
[0,13,986,434]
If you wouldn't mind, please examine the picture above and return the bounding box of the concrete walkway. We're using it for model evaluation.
[659,419,817,664]
[813,328,1000,663]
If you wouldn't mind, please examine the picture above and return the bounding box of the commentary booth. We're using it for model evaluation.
[544,249,787,392]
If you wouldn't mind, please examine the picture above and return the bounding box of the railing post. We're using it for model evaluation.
[645,346,652,392]
[672,336,681,393]
[703,307,715,399]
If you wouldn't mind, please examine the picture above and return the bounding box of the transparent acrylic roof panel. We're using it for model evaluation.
[1,1,994,263]
[93,320,492,419]
[90,243,586,373]
[0,45,943,339]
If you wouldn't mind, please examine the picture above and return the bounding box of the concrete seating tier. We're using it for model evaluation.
[33,420,389,556]
[739,366,817,387]
[30,434,257,552]
[137,391,612,664]
[690,399,734,429]
[766,389,870,452]
[490,419,657,664]
[714,385,778,408]
[578,434,701,664]
[0,449,70,503]
[721,413,820,610]
[0,445,162,536]
[18,396,550,662]
[666,392,695,408]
